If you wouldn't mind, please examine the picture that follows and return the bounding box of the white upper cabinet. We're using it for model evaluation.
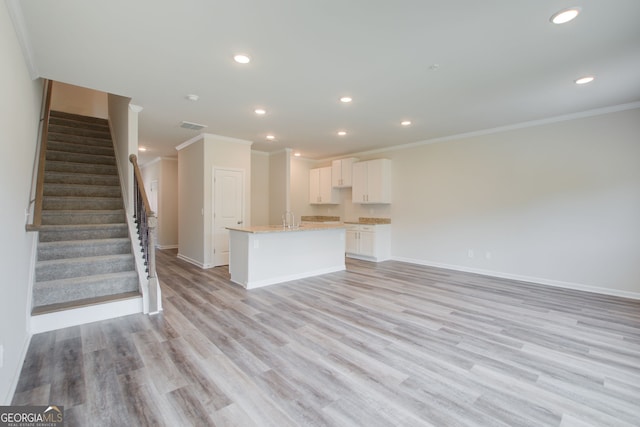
[332,157,358,188]
[352,159,391,204]
[309,166,339,204]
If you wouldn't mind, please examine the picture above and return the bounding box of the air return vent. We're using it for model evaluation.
[180,121,208,131]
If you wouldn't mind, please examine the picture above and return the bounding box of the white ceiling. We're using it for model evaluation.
[12,0,640,162]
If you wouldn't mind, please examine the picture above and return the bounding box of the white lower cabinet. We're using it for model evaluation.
[345,224,390,262]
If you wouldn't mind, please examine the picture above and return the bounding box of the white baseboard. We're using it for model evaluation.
[30,296,143,334]
[236,264,346,290]
[392,256,640,301]
[177,253,214,269]
[157,244,178,250]
[2,333,32,405]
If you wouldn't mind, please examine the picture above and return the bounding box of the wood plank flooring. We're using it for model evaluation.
[13,249,640,426]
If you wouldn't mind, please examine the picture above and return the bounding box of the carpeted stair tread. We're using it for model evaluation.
[50,110,109,125]
[45,160,117,175]
[47,140,115,157]
[36,253,136,281]
[33,271,140,307]
[44,171,120,186]
[46,150,116,166]
[44,183,121,198]
[38,238,131,260]
[48,116,110,132]
[48,132,114,147]
[43,195,123,210]
[47,124,111,139]
[41,209,126,225]
[38,223,129,242]
[32,291,141,316]
[32,111,140,314]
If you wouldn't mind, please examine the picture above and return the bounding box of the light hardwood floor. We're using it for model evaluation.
[13,249,640,426]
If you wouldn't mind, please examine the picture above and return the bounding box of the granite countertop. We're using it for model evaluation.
[227,223,346,234]
[300,215,341,222]
[344,217,391,225]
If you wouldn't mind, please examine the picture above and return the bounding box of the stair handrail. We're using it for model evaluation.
[129,154,158,284]
[28,79,53,229]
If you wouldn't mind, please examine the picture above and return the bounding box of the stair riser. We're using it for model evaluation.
[39,226,129,242]
[36,256,135,281]
[44,184,122,198]
[43,197,123,210]
[48,132,113,148]
[45,161,117,175]
[47,151,116,166]
[33,275,139,307]
[44,172,120,186]
[48,124,110,139]
[41,212,126,225]
[38,240,131,261]
[47,141,114,157]
[49,117,110,132]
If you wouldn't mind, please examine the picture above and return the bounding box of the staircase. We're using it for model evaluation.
[32,111,140,315]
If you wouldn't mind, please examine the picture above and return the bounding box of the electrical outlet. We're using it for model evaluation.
[0,344,4,368]
[485,251,492,260]
[467,249,474,258]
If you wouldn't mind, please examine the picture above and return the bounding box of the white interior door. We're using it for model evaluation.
[213,168,244,266]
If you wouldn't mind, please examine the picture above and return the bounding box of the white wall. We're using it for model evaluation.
[50,81,107,118]
[251,151,270,226]
[159,159,179,248]
[141,158,178,249]
[268,150,290,224]
[0,2,44,404]
[385,107,640,296]
[284,107,640,297]
[177,139,205,265]
[202,134,252,266]
[177,134,252,267]
[290,156,318,219]
[107,94,136,212]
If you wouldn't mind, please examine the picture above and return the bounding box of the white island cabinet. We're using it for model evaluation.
[227,223,346,289]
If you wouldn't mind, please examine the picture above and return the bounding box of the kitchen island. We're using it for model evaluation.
[227,223,346,289]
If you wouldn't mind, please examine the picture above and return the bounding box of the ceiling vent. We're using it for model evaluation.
[180,121,208,131]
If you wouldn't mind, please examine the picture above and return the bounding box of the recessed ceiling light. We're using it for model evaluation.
[337,131,347,136]
[266,135,275,140]
[401,120,412,126]
[138,146,147,152]
[340,96,352,103]
[233,54,251,64]
[550,7,581,24]
[294,152,301,157]
[575,75,595,85]
[254,108,266,115]
[186,94,199,102]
